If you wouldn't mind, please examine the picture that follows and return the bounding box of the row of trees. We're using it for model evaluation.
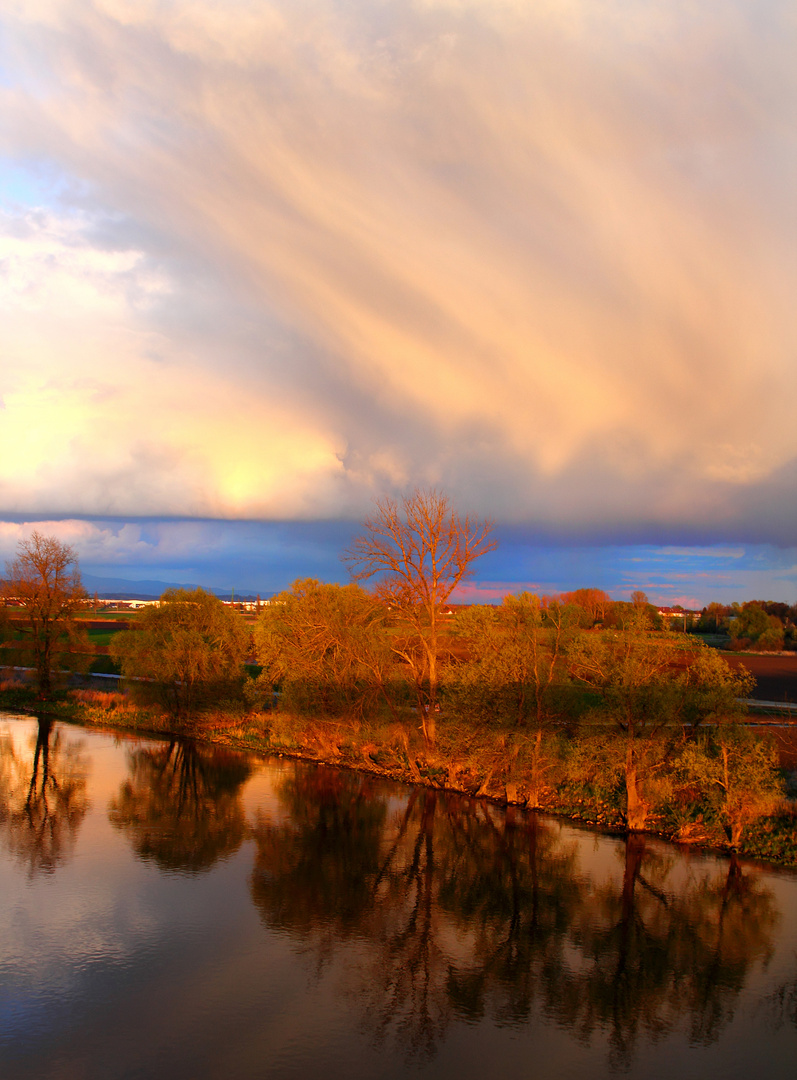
[97,492,774,838]
[696,600,797,651]
[241,580,769,834]
[104,579,775,841]
[0,498,786,841]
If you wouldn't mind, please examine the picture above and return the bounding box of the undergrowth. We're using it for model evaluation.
[1,684,794,867]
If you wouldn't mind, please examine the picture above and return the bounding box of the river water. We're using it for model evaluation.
[2,714,796,1079]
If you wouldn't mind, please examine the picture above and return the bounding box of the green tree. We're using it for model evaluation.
[729,602,784,652]
[697,601,729,634]
[605,593,663,630]
[1,531,87,699]
[675,728,783,847]
[110,587,248,717]
[568,616,751,830]
[453,595,576,726]
[560,587,613,626]
[345,488,496,746]
[449,594,579,805]
[254,579,403,722]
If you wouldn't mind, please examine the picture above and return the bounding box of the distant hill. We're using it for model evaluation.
[81,574,264,602]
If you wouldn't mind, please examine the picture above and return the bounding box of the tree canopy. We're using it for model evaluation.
[344,487,496,744]
[2,531,87,698]
[254,579,399,720]
[567,615,755,830]
[110,588,249,716]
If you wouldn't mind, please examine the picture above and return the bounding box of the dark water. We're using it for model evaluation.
[2,715,797,1079]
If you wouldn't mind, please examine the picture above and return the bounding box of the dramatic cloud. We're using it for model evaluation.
[1,1,796,596]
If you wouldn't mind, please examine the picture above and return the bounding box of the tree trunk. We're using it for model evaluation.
[625,740,647,831]
[38,637,52,700]
[424,628,438,747]
[424,707,436,747]
[528,727,544,808]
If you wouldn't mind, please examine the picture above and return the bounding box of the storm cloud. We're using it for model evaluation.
[1,1,796,596]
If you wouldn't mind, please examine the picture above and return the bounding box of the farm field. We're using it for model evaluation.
[725,653,797,703]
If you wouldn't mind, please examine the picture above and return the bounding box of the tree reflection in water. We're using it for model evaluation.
[250,767,388,964]
[108,739,251,872]
[559,836,778,1065]
[0,717,89,875]
[364,790,584,1055]
[250,766,779,1065]
[768,973,797,1032]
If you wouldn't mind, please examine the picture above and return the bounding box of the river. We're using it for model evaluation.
[1,714,796,1079]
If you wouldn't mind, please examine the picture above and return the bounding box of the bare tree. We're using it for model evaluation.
[2,531,87,699]
[345,488,496,745]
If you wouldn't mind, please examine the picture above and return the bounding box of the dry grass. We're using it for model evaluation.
[66,687,169,730]
[0,677,26,691]
[70,689,128,709]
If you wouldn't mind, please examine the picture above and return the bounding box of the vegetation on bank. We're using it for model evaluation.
[1,674,794,868]
[2,497,796,868]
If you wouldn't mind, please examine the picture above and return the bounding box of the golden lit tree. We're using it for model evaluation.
[2,531,87,699]
[568,613,754,831]
[254,579,402,721]
[345,488,496,745]
[111,588,249,717]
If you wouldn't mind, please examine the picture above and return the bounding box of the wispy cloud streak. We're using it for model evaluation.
[0,1,795,542]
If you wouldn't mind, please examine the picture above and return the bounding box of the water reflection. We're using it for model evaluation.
[2,720,794,1079]
[768,973,797,1031]
[0,717,89,875]
[561,837,778,1064]
[437,803,584,1028]
[108,739,251,872]
[251,767,782,1064]
[251,767,387,936]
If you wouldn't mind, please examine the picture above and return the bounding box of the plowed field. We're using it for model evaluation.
[725,653,797,703]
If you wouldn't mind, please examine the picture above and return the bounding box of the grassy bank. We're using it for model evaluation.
[3,681,796,869]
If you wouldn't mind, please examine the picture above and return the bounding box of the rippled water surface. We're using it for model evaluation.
[2,714,797,1079]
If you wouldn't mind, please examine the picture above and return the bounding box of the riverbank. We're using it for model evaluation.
[3,682,796,869]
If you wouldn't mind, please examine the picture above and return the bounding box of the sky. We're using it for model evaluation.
[1,0,796,604]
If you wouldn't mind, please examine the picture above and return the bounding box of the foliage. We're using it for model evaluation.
[110,588,249,717]
[344,487,496,744]
[742,807,797,864]
[728,602,785,652]
[556,730,626,821]
[254,579,402,721]
[447,593,579,729]
[678,645,755,726]
[674,728,783,848]
[604,596,663,630]
[567,615,750,830]
[560,587,613,626]
[1,531,88,699]
[695,602,730,634]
